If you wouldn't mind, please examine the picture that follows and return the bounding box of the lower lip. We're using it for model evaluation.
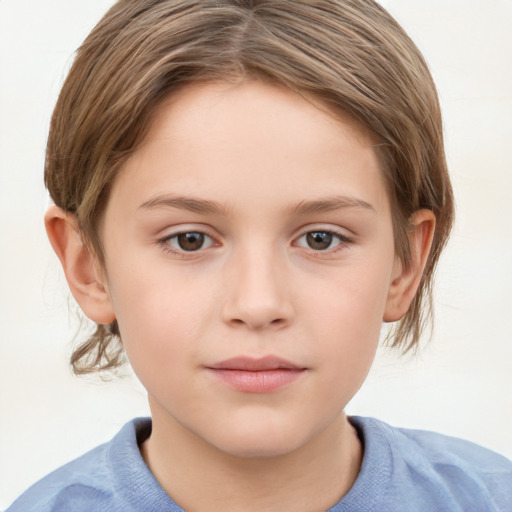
[207,368,305,393]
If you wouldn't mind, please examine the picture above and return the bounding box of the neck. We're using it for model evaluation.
[140,403,362,512]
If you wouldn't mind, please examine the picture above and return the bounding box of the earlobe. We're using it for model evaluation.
[44,204,116,325]
[383,210,436,322]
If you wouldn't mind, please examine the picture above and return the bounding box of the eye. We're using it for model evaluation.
[163,231,214,252]
[296,230,348,251]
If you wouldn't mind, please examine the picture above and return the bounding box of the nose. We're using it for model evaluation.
[221,245,294,331]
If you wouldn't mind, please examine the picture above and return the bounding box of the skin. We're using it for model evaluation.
[46,80,435,511]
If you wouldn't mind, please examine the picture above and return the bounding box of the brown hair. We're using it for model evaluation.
[45,0,454,374]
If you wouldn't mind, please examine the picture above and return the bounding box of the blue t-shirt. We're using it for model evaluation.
[6,416,512,511]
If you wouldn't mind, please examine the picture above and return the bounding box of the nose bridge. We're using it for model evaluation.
[222,238,292,330]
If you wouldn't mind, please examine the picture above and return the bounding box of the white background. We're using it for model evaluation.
[1,0,511,508]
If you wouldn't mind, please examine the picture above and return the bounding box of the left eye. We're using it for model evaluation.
[164,232,214,252]
[296,231,346,251]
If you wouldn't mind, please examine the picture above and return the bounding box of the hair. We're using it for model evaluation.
[45,0,454,374]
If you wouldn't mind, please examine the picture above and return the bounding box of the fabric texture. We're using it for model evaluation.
[7,416,512,512]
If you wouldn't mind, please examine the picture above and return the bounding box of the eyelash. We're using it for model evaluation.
[158,231,217,257]
[157,228,352,257]
[295,230,351,253]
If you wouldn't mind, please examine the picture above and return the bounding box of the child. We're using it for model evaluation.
[6,0,512,510]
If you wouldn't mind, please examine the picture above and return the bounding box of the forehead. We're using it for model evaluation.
[147,79,377,162]
[109,80,390,218]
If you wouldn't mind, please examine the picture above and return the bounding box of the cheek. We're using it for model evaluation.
[107,265,214,377]
[309,258,392,337]
[301,256,393,381]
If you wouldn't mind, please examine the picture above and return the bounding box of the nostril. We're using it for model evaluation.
[228,316,287,330]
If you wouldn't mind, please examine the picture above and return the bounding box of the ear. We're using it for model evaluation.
[384,209,436,322]
[44,204,116,325]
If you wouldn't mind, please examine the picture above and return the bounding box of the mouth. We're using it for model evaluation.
[205,356,307,393]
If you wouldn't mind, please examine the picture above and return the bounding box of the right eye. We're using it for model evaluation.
[161,231,215,253]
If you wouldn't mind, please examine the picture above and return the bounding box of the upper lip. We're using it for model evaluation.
[207,356,304,371]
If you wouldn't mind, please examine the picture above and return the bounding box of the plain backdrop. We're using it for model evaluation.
[1,0,511,508]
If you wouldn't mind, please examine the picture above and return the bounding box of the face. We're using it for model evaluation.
[100,80,398,457]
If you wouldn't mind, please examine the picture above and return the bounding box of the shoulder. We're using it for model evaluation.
[346,416,512,512]
[5,418,174,512]
[6,436,115,512]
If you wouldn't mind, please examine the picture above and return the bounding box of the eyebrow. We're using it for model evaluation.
[139,194,375,216]
[139,195,229,215]
[290,196,376,215]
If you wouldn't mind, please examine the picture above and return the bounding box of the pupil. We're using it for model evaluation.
[307,231,332,250]
[178,232,204,251]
